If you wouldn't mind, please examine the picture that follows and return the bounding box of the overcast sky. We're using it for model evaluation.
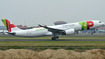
[0,0,105,26]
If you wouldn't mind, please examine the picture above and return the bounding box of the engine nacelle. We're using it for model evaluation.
[62,29,75,35]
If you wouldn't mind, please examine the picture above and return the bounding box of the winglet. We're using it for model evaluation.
[38,24,43,27]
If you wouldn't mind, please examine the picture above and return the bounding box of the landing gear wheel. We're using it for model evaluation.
[52,37,56,40]
[56,36,59,39]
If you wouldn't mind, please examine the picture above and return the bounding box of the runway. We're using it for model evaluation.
[0,39,105,41]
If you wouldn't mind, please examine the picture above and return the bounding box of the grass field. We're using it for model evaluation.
[0,34,105,46]
[0,41,105,51]
[0,41,105,46]
[0,34,105,51]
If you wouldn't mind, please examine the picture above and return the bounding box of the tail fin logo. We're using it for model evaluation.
[2,19,16,32]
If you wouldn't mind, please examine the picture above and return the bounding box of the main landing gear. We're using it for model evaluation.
[51,36,59,40]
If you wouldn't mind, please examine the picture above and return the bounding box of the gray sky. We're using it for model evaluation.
[0,0,105,26]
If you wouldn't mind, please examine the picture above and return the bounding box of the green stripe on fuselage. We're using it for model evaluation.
[1,19,7,29]
[79,22,87,30]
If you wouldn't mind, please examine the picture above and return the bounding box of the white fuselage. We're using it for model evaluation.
[14,20,104,37]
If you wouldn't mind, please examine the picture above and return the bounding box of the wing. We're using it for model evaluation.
[38,24,66,33]
[38,24,76,35]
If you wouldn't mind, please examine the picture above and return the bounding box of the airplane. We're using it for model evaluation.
[1,19,104,40]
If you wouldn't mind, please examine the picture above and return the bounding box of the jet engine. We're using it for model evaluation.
[62,29,75,35]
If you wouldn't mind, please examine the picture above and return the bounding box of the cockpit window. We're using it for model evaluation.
[99,21,102,23]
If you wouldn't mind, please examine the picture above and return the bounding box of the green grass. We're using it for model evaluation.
[0,41,105,46]
[0,41,105,43]
[0,35,105,46]
[0,34,105,51]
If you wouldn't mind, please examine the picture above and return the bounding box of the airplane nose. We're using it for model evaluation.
[102,22,105,25]
[102,22,104,24]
